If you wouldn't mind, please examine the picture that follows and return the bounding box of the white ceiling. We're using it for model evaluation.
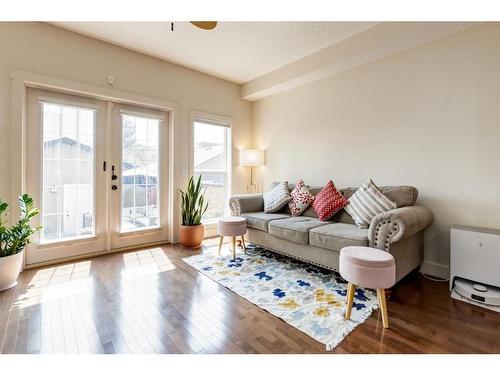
[52,22,379,84]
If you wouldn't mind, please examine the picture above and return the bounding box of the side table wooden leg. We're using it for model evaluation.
[345,282,356,320]
[232,236,236,260]
[217,236,224,256]
[241,236,246,254]
[377,288,389,328]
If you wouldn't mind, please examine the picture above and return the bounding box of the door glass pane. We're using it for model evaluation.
[61,212,78,239]
[41,103,95,243]
[121,114,160,232]
[43,215,59,242]
[193,121,229,222]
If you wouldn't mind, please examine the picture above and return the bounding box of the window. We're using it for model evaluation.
[41,102,95,243]
[121,113,160,232]
[193,118,231,223]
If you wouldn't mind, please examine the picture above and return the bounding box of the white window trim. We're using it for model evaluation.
[189,110,233,231]
[38,96,100,111]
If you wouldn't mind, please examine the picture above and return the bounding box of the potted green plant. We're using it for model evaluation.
[0,194,41,291]
[179,175,208,249]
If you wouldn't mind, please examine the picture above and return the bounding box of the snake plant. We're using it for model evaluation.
[179,176,208,226]
[0,194,41,258]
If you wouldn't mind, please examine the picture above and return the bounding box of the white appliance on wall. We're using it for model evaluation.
[450,225,500,312]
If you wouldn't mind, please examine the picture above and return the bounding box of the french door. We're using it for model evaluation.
[109,103,169,249]
[25,88,169,265]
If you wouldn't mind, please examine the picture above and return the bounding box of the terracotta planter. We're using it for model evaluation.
[0,250,24,292]
[179,225,204,249]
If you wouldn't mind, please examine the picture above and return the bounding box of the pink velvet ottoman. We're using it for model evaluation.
[339,246,396,328]
[217,217,247,260]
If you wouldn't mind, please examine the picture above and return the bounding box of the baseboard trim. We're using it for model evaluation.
[420,261,450,279]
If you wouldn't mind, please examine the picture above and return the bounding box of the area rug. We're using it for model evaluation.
[183,244,378,350]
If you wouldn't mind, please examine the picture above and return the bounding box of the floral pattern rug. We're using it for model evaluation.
[183,243,378,350]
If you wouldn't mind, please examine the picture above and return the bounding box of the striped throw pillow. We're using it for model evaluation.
[264,181,291,213]
[345,179,397,228]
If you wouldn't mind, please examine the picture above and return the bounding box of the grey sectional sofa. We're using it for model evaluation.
[229,184,434,283]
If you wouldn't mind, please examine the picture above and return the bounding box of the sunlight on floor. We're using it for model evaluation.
[13,247,176,310]
[121,247,176,279]
[14,261,92,309]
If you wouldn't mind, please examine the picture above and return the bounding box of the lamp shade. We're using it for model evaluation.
[239,149,265,167]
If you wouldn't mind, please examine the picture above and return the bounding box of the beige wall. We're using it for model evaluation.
[253,23,500,276]
[0,22,252,242]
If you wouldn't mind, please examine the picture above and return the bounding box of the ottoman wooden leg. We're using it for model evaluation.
[241,236,246,254]
[232,237,236,260]
[217,236,224,256]
[345,282,356,320]
[377,289,389,328]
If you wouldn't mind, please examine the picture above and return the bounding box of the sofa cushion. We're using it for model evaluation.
[309,223,369,251]
[268,217,329,245]
[272,181,418,224]
[380,186,419,208]
[241,212,291,232]
[341,185,418,208]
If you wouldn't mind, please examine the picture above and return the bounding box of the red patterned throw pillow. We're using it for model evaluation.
[288,180,315,216]
[312,180,349,221]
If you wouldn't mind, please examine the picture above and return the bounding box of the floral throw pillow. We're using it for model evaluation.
[288,180,315,216]
[312,180,349,221]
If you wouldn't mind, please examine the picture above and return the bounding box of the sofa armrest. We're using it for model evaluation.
[369,205,434,250]
[229,194,264,216]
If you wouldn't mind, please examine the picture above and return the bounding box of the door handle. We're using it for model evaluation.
[111,165,118,181]
[111,165,118,190]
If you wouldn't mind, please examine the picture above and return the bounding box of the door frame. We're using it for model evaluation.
[10,69,177,267]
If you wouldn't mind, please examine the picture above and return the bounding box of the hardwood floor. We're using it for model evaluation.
[1,238,499,354]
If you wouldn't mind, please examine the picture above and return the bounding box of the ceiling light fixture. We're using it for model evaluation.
[170,22,218,32]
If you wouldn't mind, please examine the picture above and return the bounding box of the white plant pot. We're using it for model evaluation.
[0,250,24,292]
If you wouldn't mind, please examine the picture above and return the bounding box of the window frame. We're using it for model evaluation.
[190,111,232,225]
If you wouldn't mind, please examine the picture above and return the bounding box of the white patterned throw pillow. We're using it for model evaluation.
[263,181,292,213]
[288,179,315,216]
[345,179,397,228]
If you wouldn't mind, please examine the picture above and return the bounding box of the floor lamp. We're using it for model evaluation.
[240,149,265,193]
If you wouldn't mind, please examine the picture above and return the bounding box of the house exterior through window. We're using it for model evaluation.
[193,117,231,223]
